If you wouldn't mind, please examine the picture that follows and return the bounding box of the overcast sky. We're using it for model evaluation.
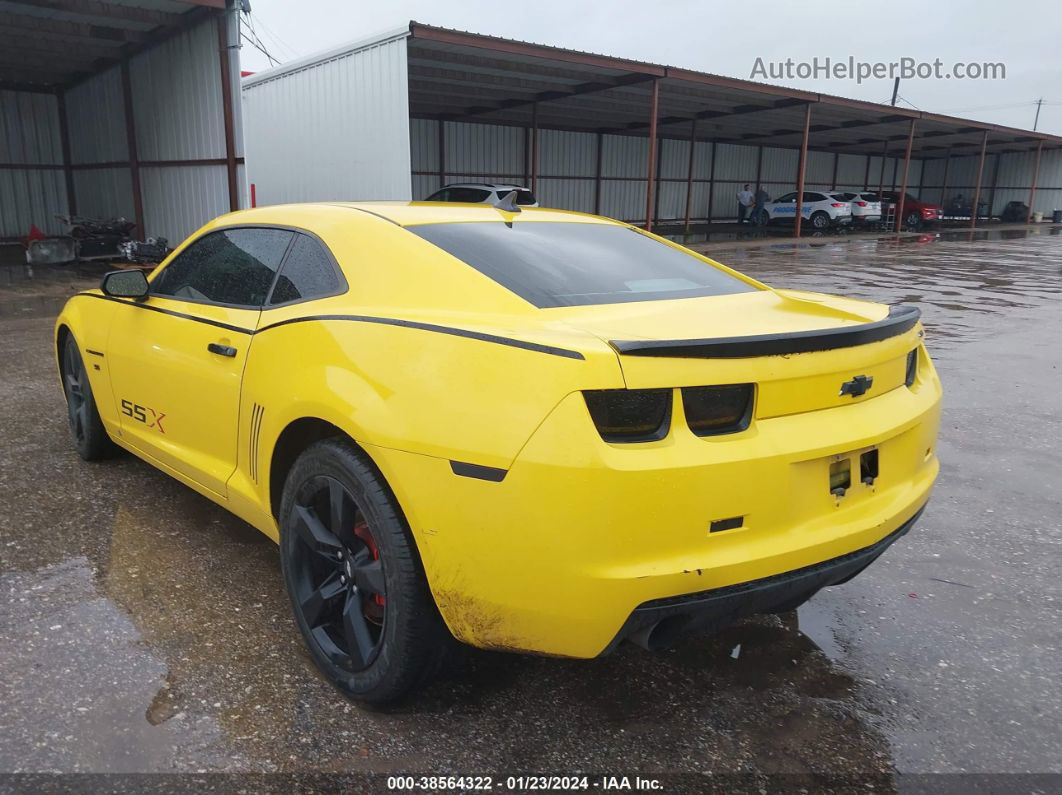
[239,0,1062,135]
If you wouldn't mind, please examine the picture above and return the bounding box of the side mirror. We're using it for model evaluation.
[101,269,149,299]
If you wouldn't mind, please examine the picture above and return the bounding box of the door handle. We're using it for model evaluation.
[207,343,237,357]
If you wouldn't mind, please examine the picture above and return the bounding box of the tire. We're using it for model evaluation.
[279,437,450,705]
[905,212,921,228]
[750,208,768,226]
[60,334,116,461]
[810,211,830,229]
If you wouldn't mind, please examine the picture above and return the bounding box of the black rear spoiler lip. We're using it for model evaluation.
[609,304,921,359]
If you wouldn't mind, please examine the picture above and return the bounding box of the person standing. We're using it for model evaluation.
[737,184,753,224]
[753,185,770,225]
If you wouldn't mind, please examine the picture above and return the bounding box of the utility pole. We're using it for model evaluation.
[891,77,900,106]
[1033,98,1043,131]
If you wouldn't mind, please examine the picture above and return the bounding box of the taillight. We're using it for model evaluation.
[583,389,671,443]
[905,349,918,387]
[681,384,754,436]
[830,203,845,208]
[855,201,867,207]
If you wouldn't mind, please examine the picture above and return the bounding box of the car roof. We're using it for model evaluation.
[209,202,617,228]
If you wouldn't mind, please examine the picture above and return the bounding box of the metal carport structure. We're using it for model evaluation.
[244,22,1062,237]
[405,23,1062,235]
[0,0,244,246]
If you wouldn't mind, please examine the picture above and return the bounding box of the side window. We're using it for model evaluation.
[775,192,797,203]
[426,189,450,201]
[268,234,343,305]
[151,228,293,307]
[804,192,825,202]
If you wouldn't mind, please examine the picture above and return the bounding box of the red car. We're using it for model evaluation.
[878,191,942,228]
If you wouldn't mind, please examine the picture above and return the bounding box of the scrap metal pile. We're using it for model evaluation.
[24,216,172,267]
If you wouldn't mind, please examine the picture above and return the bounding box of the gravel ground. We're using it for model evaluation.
[1,227,1059,791]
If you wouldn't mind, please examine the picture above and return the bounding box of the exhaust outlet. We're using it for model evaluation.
[629,615,690,651]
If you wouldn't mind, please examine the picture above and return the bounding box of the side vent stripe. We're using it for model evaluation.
[249,403,265,483]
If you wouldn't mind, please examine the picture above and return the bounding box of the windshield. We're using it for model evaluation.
[408,221,757,308]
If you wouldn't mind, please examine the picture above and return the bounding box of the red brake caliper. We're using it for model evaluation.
[353,520,385,609]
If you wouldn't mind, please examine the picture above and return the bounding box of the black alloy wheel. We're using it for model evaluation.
[60,335,115,460]
[288,475,387,671]
[279,438,451,704]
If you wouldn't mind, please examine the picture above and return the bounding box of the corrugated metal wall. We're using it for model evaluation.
[0,90,68,237]
[919,149,1062,216]
[56,14,244,244]
[242,30,412,206]
[408,119,961,223]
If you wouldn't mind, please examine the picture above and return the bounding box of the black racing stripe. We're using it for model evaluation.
[74,292,254,335]
[256,314,586,360]
[449,460,508,482]
[610,304,921,359]
[73,293,585,360]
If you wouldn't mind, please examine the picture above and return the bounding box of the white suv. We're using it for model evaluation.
[425,183,539,207]
[751,191,852,229]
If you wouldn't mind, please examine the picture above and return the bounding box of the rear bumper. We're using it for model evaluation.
[603,503,925,654]
[372,362,941,658]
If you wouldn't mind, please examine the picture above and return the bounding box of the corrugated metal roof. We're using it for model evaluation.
[0,0,222,91]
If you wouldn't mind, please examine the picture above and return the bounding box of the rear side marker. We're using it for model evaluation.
[709,516,744,533]
[450,461,507,482]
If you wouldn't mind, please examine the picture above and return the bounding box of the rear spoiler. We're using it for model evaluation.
[609,304,921,359]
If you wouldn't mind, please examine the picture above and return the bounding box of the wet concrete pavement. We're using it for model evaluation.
[1,228,1060,785]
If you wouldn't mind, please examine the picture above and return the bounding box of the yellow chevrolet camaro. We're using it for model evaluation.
[55,202,941,703]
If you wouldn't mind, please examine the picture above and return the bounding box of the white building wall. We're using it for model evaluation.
[242,29,412,206]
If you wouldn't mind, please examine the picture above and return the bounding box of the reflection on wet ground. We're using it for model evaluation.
[1,229,1060,779]
[694,228,1062,354]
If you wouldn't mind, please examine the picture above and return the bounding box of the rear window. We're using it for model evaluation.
[496,189,536,205]
[408,221,756,308]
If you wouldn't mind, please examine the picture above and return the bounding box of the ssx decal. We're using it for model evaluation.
[121,399,166,434]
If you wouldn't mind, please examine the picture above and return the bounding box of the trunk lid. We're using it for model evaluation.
[552,289,922,418]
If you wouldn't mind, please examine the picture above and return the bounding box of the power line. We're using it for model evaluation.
[241,10,280,66]
[241,30,279,67]
[249,11,298,60]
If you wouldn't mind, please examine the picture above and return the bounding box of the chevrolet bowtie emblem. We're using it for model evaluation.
[839,374,873,398]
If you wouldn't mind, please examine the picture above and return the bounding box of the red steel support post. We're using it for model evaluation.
[1026,141,1043,224]
[706,140,716,222]
[439,120,447,189]
[793,103,811,238]
[877,140,888,196]
[644,79,660,231]
[217,14,239,211]
[683,118,697,230]
[970,131,989,229]
[56,90,76,216]
[120,61,144,236]
[530,102,539,195]
[594,131,603,216]
[895,119,916,231]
